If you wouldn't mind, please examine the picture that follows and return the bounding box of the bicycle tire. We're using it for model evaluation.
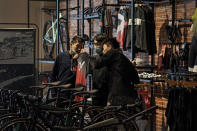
[0,113,19,127]
[51,103,103,128]
[90,110,139,131]
[71,103,104,126]
[0,118,47,131]
[43,20,55,59]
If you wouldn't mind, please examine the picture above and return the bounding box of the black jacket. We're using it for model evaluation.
[78,53,109,106]
[125,6,156,54]
[90,49,139,105]
[49,52,76,86]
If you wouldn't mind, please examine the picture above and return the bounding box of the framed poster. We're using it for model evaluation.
[0,28,36,94]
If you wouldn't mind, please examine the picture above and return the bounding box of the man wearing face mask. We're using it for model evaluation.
[76,33,108,106]
[87,33,109,106]
[91,38,139,106]
[93,34,107,56]
[49,35,84,87]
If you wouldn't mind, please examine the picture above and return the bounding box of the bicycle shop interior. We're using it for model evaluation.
[0,0,197,131]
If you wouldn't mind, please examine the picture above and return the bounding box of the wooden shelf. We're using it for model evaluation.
[30,0,56,2]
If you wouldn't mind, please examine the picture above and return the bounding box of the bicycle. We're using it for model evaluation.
[0,87,103,131]
[83,105,158,131]
[42,8,69,59]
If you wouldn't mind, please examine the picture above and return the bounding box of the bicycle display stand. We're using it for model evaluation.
[28,0,69,59]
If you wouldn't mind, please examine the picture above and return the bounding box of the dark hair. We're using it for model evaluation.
[83,34,89,41]
[71,35,84,44]
[93,33,108,43]
[102,38,120,49]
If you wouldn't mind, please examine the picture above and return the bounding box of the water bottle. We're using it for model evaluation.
[86,74,93,91]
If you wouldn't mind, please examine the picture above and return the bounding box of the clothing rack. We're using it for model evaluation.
[71,0,104,40]
[66,0,69,50]
[77,0,80,35]
[104,0,156,60]
[169,19,192,23]
[161,42,190,45]
[56,0,60,56]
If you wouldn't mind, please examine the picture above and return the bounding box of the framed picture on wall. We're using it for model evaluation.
[0,28,36,94]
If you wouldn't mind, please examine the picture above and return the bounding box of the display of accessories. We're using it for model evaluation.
[80,5,104,16]
[139,72,162,79]
[83,7,93,15]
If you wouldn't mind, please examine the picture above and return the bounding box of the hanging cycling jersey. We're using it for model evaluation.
[192,8,197,35]
[104,9,113,38]
[117,7,128,49]
[75,53,90,102]
[75,53,89,88]
[116,5,156,54]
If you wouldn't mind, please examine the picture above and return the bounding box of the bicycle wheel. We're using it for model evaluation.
[43,20,55,59]
[89,111,139,131]
[71,103,104,126]
[0,113,19,127]
[0,118,47,131]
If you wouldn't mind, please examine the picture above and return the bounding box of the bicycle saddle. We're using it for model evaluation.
[17,93,41,103]
[73,89,98,96]
[30,85,46,89]
[58,87,84,92]
[42,81,61,86]
[50,84,72,89]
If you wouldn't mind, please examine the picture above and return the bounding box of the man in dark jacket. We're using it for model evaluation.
[91,38,139,106]
[49,35,84,87]
[78,33,109,106]
[91,34,109,106]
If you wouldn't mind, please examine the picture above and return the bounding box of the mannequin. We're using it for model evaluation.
[188,8,197,72]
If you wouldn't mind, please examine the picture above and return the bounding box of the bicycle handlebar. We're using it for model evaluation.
[123,105,158,123]
[17,93,41,103]
[104,102,142,110]
[73,89,98,96]
[83,105,157,130]
[83,118,119,130]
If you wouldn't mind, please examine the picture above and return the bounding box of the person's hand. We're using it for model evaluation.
[103,48,110,54]
[73,53,79,59]
[103,49,107,54]
[69,43,73,55]
[131,60,136,66]
[107,102,111,106]
[80,49,85,53]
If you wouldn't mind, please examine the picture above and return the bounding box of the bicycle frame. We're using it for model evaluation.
[44,20,57,44]
[83,105,158,130]
[43,12,64,52]
[44,12,63,44]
